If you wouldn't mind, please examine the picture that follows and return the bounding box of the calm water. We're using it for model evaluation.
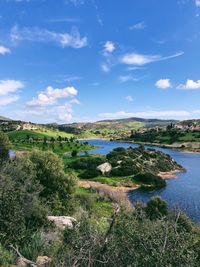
[81,139,200,221]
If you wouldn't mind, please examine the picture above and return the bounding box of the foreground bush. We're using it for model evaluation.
[29,150,77,214]
[0,157,47,246]
[49,205,200,267]
[0,243,14,266]
[0,131,10,165]
[0,150,77,247]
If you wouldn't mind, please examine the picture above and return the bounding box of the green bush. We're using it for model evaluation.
[50,203,200,267]
[0,244,14,266]
[0,131,10,165]
[134,172,166,188]
[0,158,48,246]
[79,168,101,179]
[20,232,49,261]
[29,150,76,214]
[145,196,168,220]
[69,157,104,170]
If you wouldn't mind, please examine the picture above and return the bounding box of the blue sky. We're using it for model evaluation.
[0,0,200,123]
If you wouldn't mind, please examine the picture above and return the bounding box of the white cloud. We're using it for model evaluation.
[10,25,88,48]
[23,85,80,123]
[121,51,184,66]
[0,80,24,96]
[27,86,78,107]
[56,103,73,122]
[104,41,115,53]
[0,46,11,55]
[101,41,116,73]
[155,79,171,89]
[70,98,80,104]
[126,66,145,71]
[48,17,80,23]
[53,75,82,83]
[6,0,31,2]
[0,95,19,106]
[119,74,137,82]
[99,110,199,120]
[0,80,23,106]
[129,21,145,30]
[195,0,200,7]
[177,79,200,90]
[125,96,134,102]
[66,0,85,6]
[101,63,110,73]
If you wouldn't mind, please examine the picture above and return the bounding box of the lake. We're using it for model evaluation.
[81,139,200,221]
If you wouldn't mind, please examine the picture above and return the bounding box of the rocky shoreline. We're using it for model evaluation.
[113,139,200,154]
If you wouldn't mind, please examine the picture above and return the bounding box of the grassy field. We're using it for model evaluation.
[11,141,94,156]
[178,132,200,142]
[8,129,73,141]
[92,176,139,187]
[8,129,95,156]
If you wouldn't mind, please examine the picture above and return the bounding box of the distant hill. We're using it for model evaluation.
[95,117,178,129]
[59,117,178,133]
[0,115,12,121]
[177,119,200,127]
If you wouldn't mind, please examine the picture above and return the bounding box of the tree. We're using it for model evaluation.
[0,157,47,246]
[29,150,76,214]
[0,131,10,165]
[43,136,47,145]
[71,150,78,157]
[57,135,62,143]
[50,137,55,144]
[145,196,168,220]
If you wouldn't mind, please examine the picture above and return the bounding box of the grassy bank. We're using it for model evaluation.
[8,130,95,156]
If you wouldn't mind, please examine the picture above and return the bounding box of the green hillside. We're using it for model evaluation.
[8,129,73,141]
[57,117,178,139]
[62,117,178,131]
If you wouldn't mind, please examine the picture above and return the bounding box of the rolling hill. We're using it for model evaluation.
[0,115,12,121]
[59,117,178,133]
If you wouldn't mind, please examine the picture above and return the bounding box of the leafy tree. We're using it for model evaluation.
[0,157,47,246]
[145,196,168,220]
[71,150,78,157]
[57,135,62,142]
[43,136,47,145]
[29,150,76,214]
[0,131,10,165]
[50,137,55,144]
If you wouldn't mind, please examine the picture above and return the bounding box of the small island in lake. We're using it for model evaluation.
[67,145,185,190]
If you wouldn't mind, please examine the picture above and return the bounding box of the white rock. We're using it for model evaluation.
[36,256,52,267]
[47,216,76,230]
[97,162,112,175]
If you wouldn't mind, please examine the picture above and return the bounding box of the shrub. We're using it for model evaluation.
[134,172,166,188]
[0,244,14,266]
[29,150,76,214]
[0,158,48,246]
[69,157,104,170]
[71,150,78,157]
[79,168,101,179]
[75,193,95,212]
[0,131,10,165]
[145,196,168,220]
[20,232,49,261]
